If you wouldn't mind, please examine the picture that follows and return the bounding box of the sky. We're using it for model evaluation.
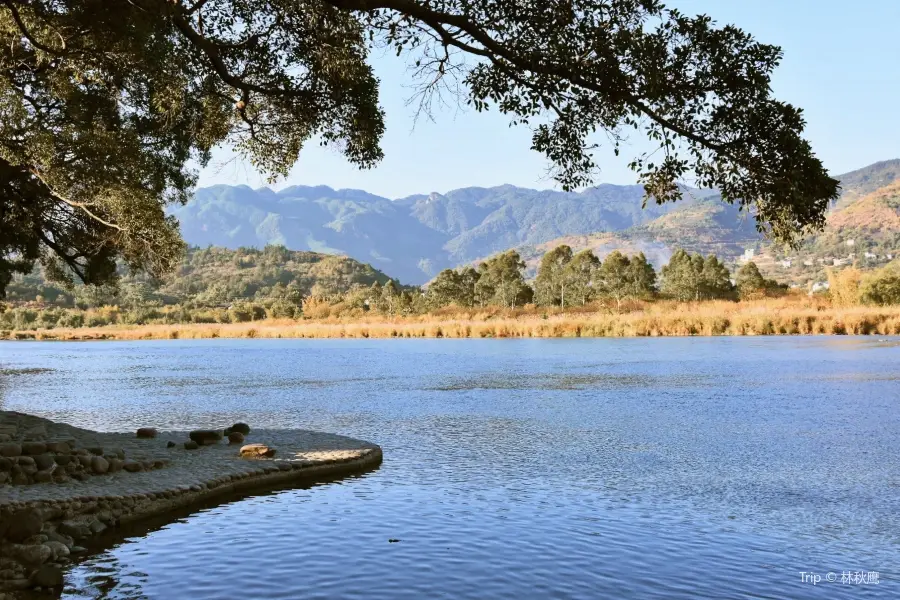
[196,0,900,199]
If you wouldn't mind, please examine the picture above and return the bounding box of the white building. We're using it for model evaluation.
[781,259,793,268]
[738,248,756,264]
[845,239,856,247]
[864,252,878,260]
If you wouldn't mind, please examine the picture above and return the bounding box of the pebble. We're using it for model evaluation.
[239,444,276,458]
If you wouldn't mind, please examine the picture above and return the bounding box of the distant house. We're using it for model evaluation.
[845,239,856,247]
[780,259,792,268]
[810,281,830,294]
[864,252,878,260]
[803,259,814,266]
[833,258,851,267]
[887,254,894,260]
[738,248,756,264]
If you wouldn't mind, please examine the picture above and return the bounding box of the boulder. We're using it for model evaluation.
[2,508,43,542]
[166,441,176,448]
[230,422,251,435]
[33,470,53,483]
[0,456,12,471]
[20,442,47,455]
[184,441,199,450]
[228,431,245,444]
[122,460,143,473]
[57,520,91,540]
[89,520,107,535]
[45,441,71,454]
[87,447,104,456]
[30,564,63,589]
[91,456,110,474]
[189,430,223,445]
[136,427,158,439]
[239,444,276,458]
[12,543,51,565]
[43,541,69,560]
[107,458,124,473]
[54,454,73,466]
[0,443,22,457]
[33,454,55,471]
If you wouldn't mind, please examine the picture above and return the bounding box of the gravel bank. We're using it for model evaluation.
[0,411,382,595]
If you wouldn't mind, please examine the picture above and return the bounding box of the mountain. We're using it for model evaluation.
[519,161,900,284]
[172,184,711,284]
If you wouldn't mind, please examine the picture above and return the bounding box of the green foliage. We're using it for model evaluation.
[475,251,532,309]
[735,262,786,300]
[661,250,735,301]
[535,245,575,307]
[566,250,601,306]
[0,0,837,297]
[860,263,900,305]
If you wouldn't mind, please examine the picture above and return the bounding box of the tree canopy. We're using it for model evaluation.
[1,0,838,296]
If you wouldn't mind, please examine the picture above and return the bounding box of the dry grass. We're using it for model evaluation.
[6,296,900,341]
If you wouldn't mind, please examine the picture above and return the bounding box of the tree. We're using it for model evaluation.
[475,251,531,309]
[0,0,838,297]
[861,265,900,306]
[661,249,733,301]
[566,250,601,306]
[700,255,734,300]
[627,252,657,299]
[734,261,786,300]
[595,251,631,309]
[535,245,574,308]
[428,269,464,307]
[382,280,399,315]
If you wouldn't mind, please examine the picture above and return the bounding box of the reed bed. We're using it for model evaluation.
[6,297,900,341]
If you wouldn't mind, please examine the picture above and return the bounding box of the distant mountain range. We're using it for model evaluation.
[173,160,900,285]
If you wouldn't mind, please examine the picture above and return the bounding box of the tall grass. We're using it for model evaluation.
[7,296,900,340]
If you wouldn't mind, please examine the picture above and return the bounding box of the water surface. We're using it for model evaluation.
[1,337,898,599]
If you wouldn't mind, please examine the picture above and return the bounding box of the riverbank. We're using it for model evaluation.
[4,299,900,340]
[0,411,382,595]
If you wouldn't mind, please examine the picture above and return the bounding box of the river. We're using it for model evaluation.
[1,337,898,599]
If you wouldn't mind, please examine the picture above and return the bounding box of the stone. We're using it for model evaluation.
[230,422,251,435]
[91,456,110,474]
[2,508,43,542]
[0,456,11,470]
[33,470,53,483]
[228,431,245,444]
[0,472,8,484]
[16,455,34,466]
[14,544,51,565]
[122,460,143,473]
[166,441,176,448]
[0,443,22,457]
[20,442,47,455]
[45,441,71,454]
[184,441,199,450]
[58,521,91,540]
[43,541,69,560]
[112,448,125,459]
[30,564,63,589]
[33,454,55,471]
[54,454,73,466]
[70,546,87,555]
[0,433,11,442]
[78,455,92,468]
[107,458,124,473]
[136,427,158,439]
[89,520,107,534]
[239,444,276,458]
[189,430,223,445]
[87,447,104,456]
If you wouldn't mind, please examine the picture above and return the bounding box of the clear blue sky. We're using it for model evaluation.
[197,0,900,198]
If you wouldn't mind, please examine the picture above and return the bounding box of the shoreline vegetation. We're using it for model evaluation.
[6,298,900,341]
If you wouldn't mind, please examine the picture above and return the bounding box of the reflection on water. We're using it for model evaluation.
[1,337,899,599]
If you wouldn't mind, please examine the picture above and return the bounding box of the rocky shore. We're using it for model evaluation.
[0,411,382,596]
